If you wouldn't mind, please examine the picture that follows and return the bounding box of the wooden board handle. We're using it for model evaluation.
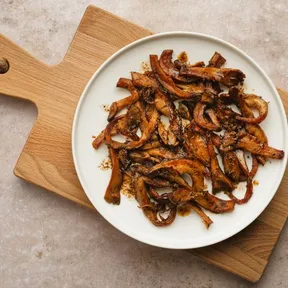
[0,34,51,105]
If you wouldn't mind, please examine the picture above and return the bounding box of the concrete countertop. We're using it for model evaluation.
[0,1,287,287]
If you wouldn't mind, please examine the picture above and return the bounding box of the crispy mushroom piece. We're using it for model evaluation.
[92,120,120,149]
[225,179,253,205]
[245,123,267,144]
[220,131,238,152]
[179,67,245,87]
[215,102,243,132]
[210,132,221,148]
[142,176,175,188]
[92,130,105,149]
[174,59,205,69]
[184,124,210,166]
[140,141,162,150]
[236,133,284,159]
[129,163,150,175]
[147,186,170,204]
[246,123,267,165]
[241,102,268,142]
[131,71,158,88]
[115,104,141,141]
[104,147,123,204]
[168,188,198,205]
[160,49,193,83]
[250,155,259,179]
[154,91,170,116]
[235,91,268,165]
[108,78,140,121]
[105,107,159,150]
[234,150,249,177]
[190,202,213,229]
[158,121,179,146]
[150,55,205,99]
[135,177,176,227]
[159,91,182,140]
[158,169,191,189]
[108,95,138,122]
[207,137,235,193]
[168,188,235,213]
[205,108,221,130]
[236,94,268,124]
[129,151,161,164]
[222,151,241,183]
[140,88,156,104]
[155,91,182,142]
[194,102,222,131]
[201,89,215,104]
[207,52,226,68]
[145,147,185,160]
[194,191,235,213]
[150,159,206,192]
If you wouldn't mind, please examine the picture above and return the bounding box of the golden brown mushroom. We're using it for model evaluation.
[150,54,205,99]
[135,177,176,227]
[236,133,284,159]
[207,136,235,193]
[179,67,245,87]
[207,52,226,68]
[194,102,222,131]
[104,147,123,204]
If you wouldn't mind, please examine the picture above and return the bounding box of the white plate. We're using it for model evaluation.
[72,32,288,249]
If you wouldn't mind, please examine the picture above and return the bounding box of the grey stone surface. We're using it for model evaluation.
[0,0,287,287]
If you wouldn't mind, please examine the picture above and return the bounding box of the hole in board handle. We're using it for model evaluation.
[0,58,10,74]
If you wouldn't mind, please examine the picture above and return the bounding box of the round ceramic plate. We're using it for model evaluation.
[72,32,288,249]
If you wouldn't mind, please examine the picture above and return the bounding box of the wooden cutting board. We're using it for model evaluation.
[0,5,287,283]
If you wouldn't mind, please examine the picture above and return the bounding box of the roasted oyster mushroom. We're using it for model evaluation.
[179,67,245,87]
[92,49,284,228]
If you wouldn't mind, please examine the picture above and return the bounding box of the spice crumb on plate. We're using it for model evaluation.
[98,157,112,170]
[253,180,259,186]
[177,51,188,62]
[140,61,150,73]
[178,204,193,217]
[120,174,135,198]
[100,104,110,112]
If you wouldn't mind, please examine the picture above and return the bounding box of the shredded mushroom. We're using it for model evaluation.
[92,50,284,228]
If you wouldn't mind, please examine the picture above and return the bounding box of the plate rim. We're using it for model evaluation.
[72,31,288,249]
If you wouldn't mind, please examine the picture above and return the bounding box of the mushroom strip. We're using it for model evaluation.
[208,52,226,68]
[150,54,205,99]
[108,78,140,121]
[179,67,245,87]
[225,156,258,205]
[194,103,222,131]
[190,202,213,229]
[131,71,158,88]
[236,133,284,159]
[104,147,123,204]
[135,177,177,226]
[150,159,206,191]
[156,91,182,141]
[184,122,210,166]
[159,49,192,83]
[207,136,235,193]
[194,191,235,213]
[236,94,268,124]
[104,108,159,150]
[167,188,235,213]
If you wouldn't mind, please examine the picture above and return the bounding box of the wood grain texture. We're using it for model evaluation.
[0,5,287,283]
